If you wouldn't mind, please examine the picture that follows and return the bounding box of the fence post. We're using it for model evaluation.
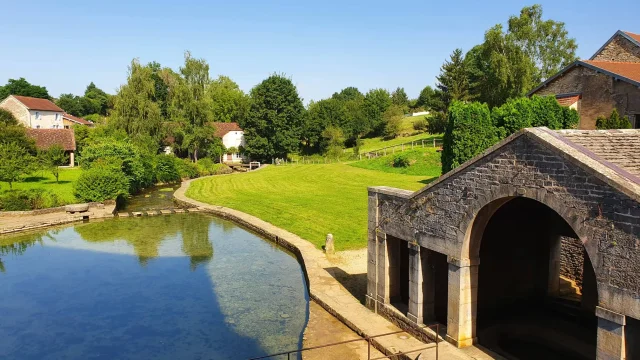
[433,138,436,148]
[422,139,424,148]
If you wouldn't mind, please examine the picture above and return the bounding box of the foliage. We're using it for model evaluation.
[0,189,62,211]
[392,153,411,168]
[442,101,498,173]
[0,142,32,189]
[0,78,50,100]
[596,109,631,130]
[364,88,392,135]
[413,117,428,131]
[39,145,69,183]
[435,49,472,112]
[0,168,81,205]
[0,108,18,126]
[209,75,250,123]
[382,105,404,139]
[243,74,305,161]
[186,164,428,250]
[321,126,345,158]
[0,124,36,154]
[391,87,409,111]
[56,83,111,117]
[74,164,129,202]
[350,148,442,177]
[416,85,442,111]
[426,112,447,134]
[304,98,345,153]
[176,158,200,179]
[196,158,233,176]
[155,155,181,183]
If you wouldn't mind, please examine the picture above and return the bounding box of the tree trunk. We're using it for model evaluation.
[194,148,199,163]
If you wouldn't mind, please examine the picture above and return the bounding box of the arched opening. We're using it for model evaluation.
[473,197,597,360]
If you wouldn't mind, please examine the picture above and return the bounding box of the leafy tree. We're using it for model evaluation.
[181,124,219,162]
[56,93,84,116]
[0,142,32,189]
[364,88,392,135]
[0,78,50,100]
[435,49,472,112]
[148,61,173,118]
[321,126,345,158]
[243,74,305,160]
[40,145,68,183]
[83,82,111,116]
[416,85,441,111]
[426,112,447,134]
[382,105,405,139]
[391,87,409,110]
[332,87,364,102]
[0,124,36,154]
[208,75,250,123]
[74,163,129,202]
[303,98,345,153]
[596,109,631,129]
[0,108,18,126]
[508,4,577,84]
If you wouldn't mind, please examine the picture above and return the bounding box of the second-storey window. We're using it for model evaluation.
[35,111,40,120]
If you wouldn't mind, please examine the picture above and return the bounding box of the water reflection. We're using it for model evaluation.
[0,214,308,359]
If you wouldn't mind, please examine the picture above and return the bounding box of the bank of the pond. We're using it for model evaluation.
[176,179,477,360]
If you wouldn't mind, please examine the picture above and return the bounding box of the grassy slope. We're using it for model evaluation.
[186,164,431,250]
[349,148,442,177]
[0,168,82,204]
[358,132,441,153]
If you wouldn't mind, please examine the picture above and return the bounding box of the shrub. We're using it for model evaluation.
[155,155,181,183]
[596,109,631,129]
[442,101,498,174]
[0,189,62,211]
[426,112,447,134]
[211,163,233,175]
[176,158,199,179]
[196,157,216,176]
[74,165,130,202]
[392,153,411,168]
[413,117,428,131]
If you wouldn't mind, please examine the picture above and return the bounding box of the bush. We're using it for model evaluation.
[413,117,428,131]
[596,109,631,129]
[74,165,130,202]
[442,101,498,174]
[196,158,216,176]
[0,189,62,211]
[176,158,199,179]
[211,163,233,175]
[392,153,411,168]
[155,155,181,183]
[426,112,447,134]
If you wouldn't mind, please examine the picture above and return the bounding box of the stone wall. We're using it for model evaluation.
[560,236,584,289]
[372,133,640,319]
[592,35,640,63]
[534,66,640,129]
[0,96,30,126]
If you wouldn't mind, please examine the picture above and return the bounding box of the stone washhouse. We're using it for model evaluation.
[366,127,640,359]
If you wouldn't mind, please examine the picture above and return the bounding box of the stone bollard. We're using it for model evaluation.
[325,234,335,255]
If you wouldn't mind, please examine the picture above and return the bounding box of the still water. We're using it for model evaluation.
[0,214,309,359]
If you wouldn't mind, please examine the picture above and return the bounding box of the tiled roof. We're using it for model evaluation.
[12,95,63,112]
[25,129,76,151]
[556,129,640,181]
[556,94,580,107]
[62,113,93,126]
[582,60,640,83]
[624,31,640,43]
[211,122,243,138]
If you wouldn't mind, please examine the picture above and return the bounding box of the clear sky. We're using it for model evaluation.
[2,0,639,103]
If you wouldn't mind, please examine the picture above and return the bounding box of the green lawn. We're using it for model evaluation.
[186,164,431,250]
[0,168,82,204]
[349,148,442,177]
[357,132,441,153]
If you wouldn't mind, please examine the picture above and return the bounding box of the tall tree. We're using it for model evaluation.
[331,87,364,102]
[435,49,471,112]
[56,94,84,116]
[416,85,442,111]
[0,78,50,100]
[83,82,111,116]
[303,98,345,153]
[0,142,31,189]
[39,145,69,182]
[508,4,577,84]
[391,87,409,111]
[208,75,250,124]
[0,108,18,126]
[243,74,305,160]
[364,88,392,136]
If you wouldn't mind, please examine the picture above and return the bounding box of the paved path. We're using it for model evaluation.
[175,178,490,360]
[0,204,116,235]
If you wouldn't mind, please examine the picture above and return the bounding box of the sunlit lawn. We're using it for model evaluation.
[0,168,82,204]
[186,164,435,250]
[350,147,442,177]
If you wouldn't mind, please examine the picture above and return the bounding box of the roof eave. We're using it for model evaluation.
[527,61,581,96]
[589,30,640,60]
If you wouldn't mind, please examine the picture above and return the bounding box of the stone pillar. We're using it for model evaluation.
[446,257,479,348]
[548,235,561,297]
[69,151,75,167]
[325,234,335,254]
[596,306,626,360]
[407,243,423,324]
[366,191,381,310]
[422,249,436,322]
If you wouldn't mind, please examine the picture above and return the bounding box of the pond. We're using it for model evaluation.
[0,213,309,359]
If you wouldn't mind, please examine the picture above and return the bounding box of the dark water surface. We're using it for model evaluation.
[0,214,308,360]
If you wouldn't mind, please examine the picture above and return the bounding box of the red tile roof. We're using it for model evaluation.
[582,60,640,83]
[62,113,93,126]
[25,129,76,151]
[211,122,243,138]
[556,94,580,107]
[12,95,63,112]
[624,31,640,43]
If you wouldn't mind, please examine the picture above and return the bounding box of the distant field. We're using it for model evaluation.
[350,148,442,177]
[0,168,82,204]
[357,132,441,153]
[186,164,429,250]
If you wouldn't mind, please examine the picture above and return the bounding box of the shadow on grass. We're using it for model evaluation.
[22,176,48,183]
[419,176,439,186]
[323,266,367,305]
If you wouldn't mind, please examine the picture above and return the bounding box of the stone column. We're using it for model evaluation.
[596,306,626,360]
[548,235,561,297]
[366,191,381,310]
[446,257,479,348]
[422,249,436,322]
[69,151,75,167]
[407,243,423,324]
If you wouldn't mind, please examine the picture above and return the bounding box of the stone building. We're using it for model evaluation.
[0,95,65,129]
[528,30,640,129]
[366,127,640,359]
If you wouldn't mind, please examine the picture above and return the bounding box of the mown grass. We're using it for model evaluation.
[0,168,82,204]
[349,148,442,177]
[357,132,441,153]
[186,164,431,250]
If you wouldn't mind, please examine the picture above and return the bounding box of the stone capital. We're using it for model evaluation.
[447,256,480,268]
[596,306,626,325]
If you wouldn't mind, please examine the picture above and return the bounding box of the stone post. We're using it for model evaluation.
[446,257,479,348]
[596,306,626,360]
[422,249,436,322]
[69,151,75,167]
[407,243,424,324]
[325,234,335,255]
[548,235,561,297]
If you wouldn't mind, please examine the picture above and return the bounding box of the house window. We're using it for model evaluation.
[35,112,40,120]
[36,125,40,129]
[55,114,59,121]
[64,125,70,129]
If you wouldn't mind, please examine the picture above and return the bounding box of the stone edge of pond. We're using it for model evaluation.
[175,178,464,360]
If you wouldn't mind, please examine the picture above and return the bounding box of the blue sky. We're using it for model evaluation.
[2,0,639,103]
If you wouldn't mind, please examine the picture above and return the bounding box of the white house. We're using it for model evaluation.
[212,122,246,164]
[0,95,65,129]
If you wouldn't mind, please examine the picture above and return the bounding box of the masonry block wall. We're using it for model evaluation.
[560,236,585,290]
[592,36,640,63]
[0,97,30,126]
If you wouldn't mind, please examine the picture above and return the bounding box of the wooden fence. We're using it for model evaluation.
[361,137,443,159]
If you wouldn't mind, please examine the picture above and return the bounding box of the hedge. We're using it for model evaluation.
[74,165,130,202]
